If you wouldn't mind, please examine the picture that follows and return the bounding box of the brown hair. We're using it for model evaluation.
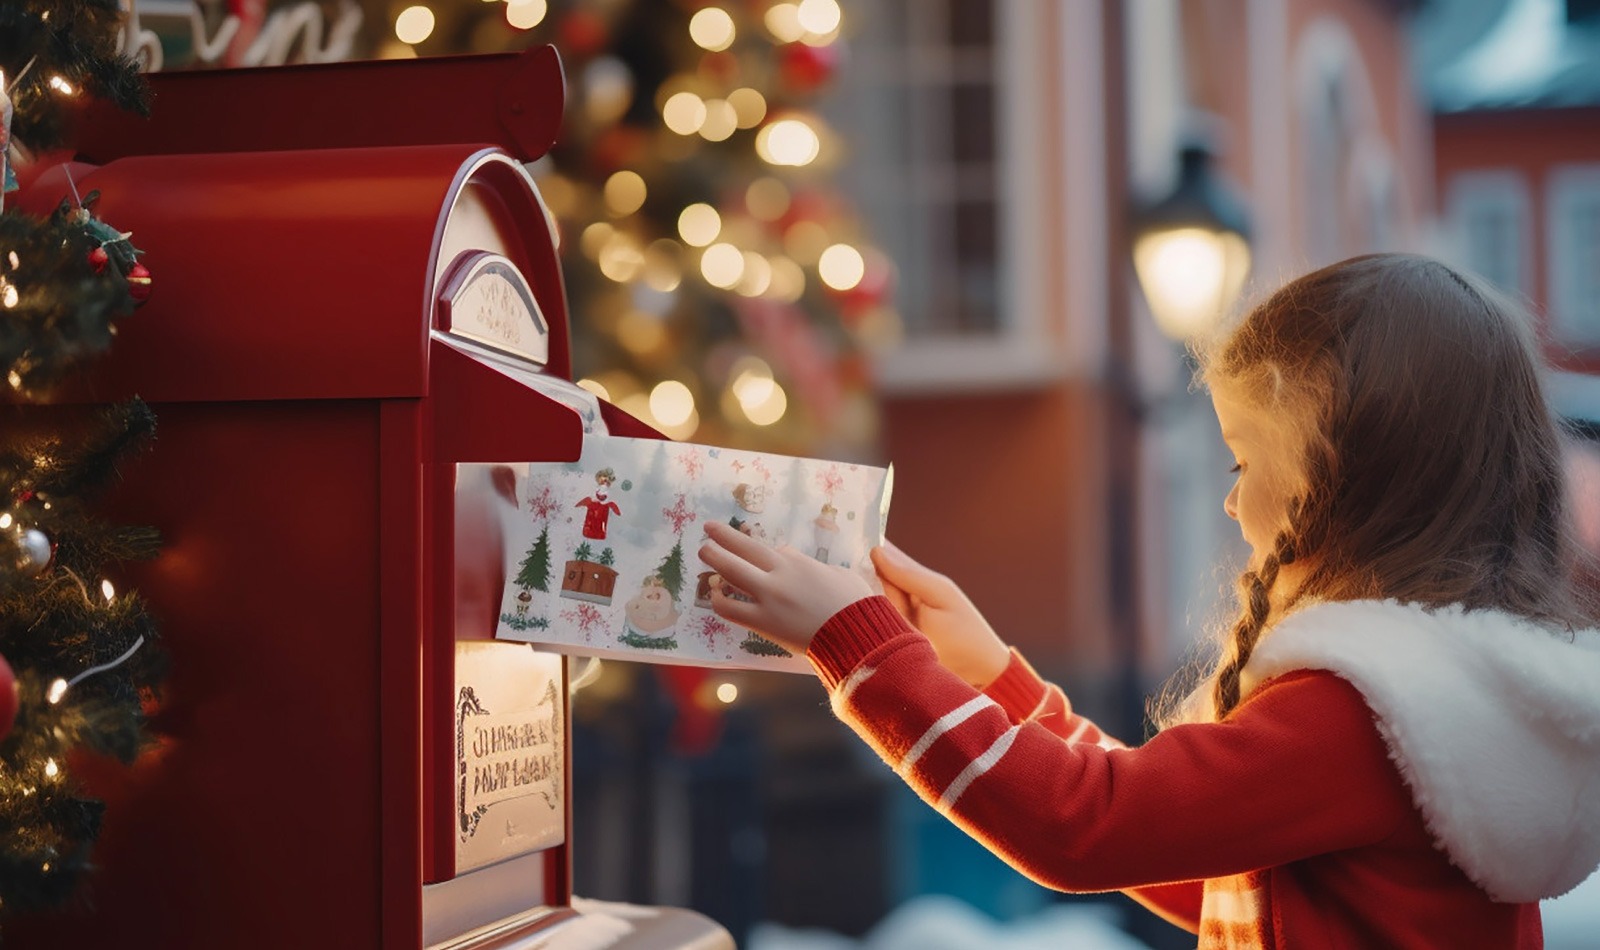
[1168,253,1597,724]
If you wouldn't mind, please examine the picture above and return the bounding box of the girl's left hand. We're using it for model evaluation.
[699,520,874,654]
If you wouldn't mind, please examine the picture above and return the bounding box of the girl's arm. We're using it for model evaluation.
[809,596,1413,892]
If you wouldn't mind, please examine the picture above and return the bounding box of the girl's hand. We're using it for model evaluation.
[870,542,1011,688]
[700,520,873,655]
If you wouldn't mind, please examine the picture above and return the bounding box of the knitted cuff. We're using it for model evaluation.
[807,595,916,690]
[982,648,1052,720]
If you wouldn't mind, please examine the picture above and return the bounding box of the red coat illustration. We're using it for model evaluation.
[576,492,621,540]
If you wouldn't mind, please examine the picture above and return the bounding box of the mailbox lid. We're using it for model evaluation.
[16,145,570,404]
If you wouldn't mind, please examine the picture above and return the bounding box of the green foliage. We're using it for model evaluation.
[515,525,553,592]
[573,541,594,563]
[655,540,685,603]
[0,1,150,153]
[598,547,615,567]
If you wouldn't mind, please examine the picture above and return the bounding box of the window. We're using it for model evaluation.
[1446,170,1531,296]
[1548,165,1600,346]
[829,0,1090,390]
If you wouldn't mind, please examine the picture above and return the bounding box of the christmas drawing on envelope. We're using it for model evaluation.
[496,435,893,672]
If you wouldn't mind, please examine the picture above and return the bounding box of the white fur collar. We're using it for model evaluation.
[1239,599,1600,902]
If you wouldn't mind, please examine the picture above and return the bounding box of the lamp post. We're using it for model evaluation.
[1132,137,1253,341]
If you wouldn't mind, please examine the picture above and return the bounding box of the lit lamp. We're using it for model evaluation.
[1132,139,1252,341]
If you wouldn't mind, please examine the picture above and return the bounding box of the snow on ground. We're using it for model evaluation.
[748,895,1151,950]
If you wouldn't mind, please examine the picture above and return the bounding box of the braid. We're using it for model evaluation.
[1212,528,1298,719]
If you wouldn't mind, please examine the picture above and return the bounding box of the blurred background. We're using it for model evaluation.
[130,0,1600,946]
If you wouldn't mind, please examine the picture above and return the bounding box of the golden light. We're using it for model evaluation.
[700,243,746,289]
[7,251,18,268]
[394,5,435,43]
[598,234,646,283]
[644,240,684,292]
[732,360,776,409]
[716,682,739,704]
[48,75,75,95]
[699,98,739,142]
[101,579,115,601]
[44,759,59,779]
[580,222,615,259]
[678,203,723,247]
[742,381,789,426]
[735,252,773,297]
[0,513,11,529]
[618,312,668,355]
[819,244,865,290]
[604,170,648,216]
[767,255,806,302]
[689,7,736,52]
[1,282,17,309]
[1132,228,1252,341]
[47,679,67,704]
[663,91,709,135]
[728,88,768,129]
[649,380,696,427]
[505,0,549,30]
[784,220,831,265]
[756,118,820,167]
[746,177,790,220]
[796,0,841,35]
[764,3,805,42]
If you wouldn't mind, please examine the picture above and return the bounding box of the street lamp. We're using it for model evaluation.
[1132,138,1253,341]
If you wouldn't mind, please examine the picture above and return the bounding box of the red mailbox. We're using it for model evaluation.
[8,51,732,949]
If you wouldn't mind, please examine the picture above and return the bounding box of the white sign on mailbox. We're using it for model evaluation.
[438,251,550,367]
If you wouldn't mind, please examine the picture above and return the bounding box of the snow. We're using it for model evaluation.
[747,895,1150,950]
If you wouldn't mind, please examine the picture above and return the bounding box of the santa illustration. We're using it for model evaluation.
[620,575,681,650]
[575,468,622,540]
[811,503,840,564]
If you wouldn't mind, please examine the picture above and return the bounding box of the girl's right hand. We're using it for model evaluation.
[869,543,1011,688]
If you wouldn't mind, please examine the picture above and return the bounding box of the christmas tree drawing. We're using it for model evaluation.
[655,539,686,605]
[502,524,556,631]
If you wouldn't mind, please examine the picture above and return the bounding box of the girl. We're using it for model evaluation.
[700,254,1600,948]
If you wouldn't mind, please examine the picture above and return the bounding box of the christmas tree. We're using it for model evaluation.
[516,524,554,592]
[398,0,893,456]
[654,539,687,603]
[0,0,165,919]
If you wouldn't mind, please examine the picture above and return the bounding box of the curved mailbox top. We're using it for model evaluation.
[15,144,571,405]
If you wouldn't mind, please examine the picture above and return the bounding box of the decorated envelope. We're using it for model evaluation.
[493,435,893,672]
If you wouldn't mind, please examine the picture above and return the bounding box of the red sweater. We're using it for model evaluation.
[809,597,1544,949]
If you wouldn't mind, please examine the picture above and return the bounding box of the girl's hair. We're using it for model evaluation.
[1159,253,1598,726]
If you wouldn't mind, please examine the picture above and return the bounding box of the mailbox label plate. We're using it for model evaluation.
[454,641,565,873]
[438,251,551,367]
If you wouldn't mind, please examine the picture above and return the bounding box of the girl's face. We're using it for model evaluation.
[1211,382,1304,563]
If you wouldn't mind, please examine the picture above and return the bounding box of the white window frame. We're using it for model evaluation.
[833,2,1105,393]
[1546,164,1600,347]
[1445,169,1532,297]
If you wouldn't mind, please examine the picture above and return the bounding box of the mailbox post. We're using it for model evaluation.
[7,50,732,950]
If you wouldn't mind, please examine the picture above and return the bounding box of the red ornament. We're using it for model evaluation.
[126,261,153,304]
[779,42,838,93]
[557,10,610,58]
[0,652,15,744]
[88,246,110,274]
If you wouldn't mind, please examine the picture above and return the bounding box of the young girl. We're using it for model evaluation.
[700,254,1600,948]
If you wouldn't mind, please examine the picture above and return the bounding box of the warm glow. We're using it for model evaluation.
[732,359,776,409]
[394,5,435,43]
[0,513,11,529]
[1132,227,1252,340]
[742,381,788,426]
[699,98,739,142]
[580,222,615,259]
[643,240,684,292]
[796,0,841,34]
[746,177,790,220]
[577,378,612,402]
[44,759,59,778]
[48,75,75,95]
[663,91,709,135]
[689,8,736,52]
[604,170,648,216]
[756,118,820,167]
[700,243,746,289]
[47,679,67,704]
[618,312,667,355]
[505,0,549,30]
[764,3,805,42]
[598,234,646,283]
[735,252,772,297]
[716,682,739,704]
[766,255,806,302]
[727,88,768,129]
[818,244,865,290]
[784,220,831,265]
[101,579,115,601]
[649,380,696,427]
[1,282,17,309]
[678,204,722,247]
